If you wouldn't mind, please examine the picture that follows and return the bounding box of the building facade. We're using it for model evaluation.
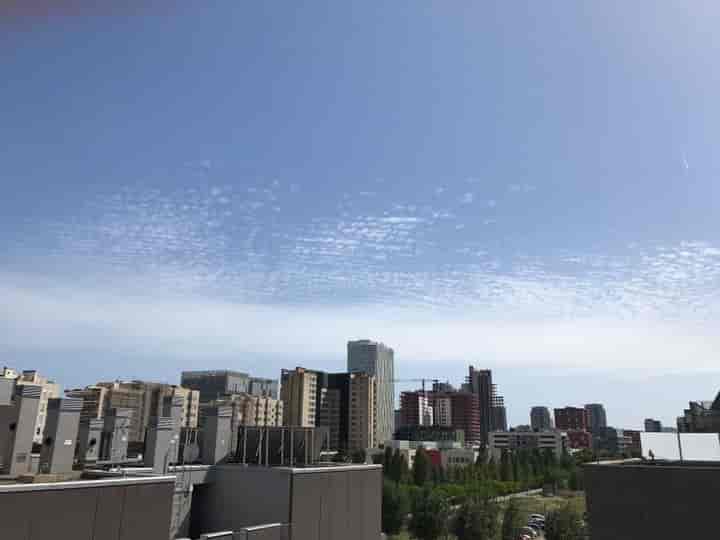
[94,381,199,443]
[467,367,493,445]
[488,430,566,460]
[248,377,279,399]
[677,393,720,433]
[554,406,588,431]
[347,373,376,451]
[565,429,592,450]
[433,396,453,427]
[181,370,252,401]
[65,385,108,423]
[281,368,318,427]
[316,373,350,451]
[399,391,434,427]
[530,406,553,431]
[347,340,394,446]
[644,418,662,432]
[447,392,481,445]
[584,403,608,433]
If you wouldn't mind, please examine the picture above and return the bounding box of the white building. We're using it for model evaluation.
[434,396,453,427]
[488,430,566,461]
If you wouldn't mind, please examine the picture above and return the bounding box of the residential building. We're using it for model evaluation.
[530,406,553,431]
[347,372,376,451]
[347,340,394,445]
[180,370,251,401]
[432,381,456,393]
[394,425,465,445]
[65,385,108,423]
[594,427,632,455]
[394,409,403,430]
[623,429,642,456]
[467,367,493,445]
[280,367,318,427]
[15,370,61,444]
[433,395,453,427]
[316,373,350,451]
[585,403,608,433]
[677,393,720,433]
[491,393,508,431]
[200,393,283,454]
[399,391,434,427]
[446,391,481,445]
[248,377,279,399]
[488,430,566,460]
[565,429,592,450]
[95,381,199,443]
[554,406,588,431]
[644,418,662,432]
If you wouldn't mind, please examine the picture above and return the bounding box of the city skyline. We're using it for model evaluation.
[2,3,720,431]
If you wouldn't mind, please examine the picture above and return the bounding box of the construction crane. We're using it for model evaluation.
[393,378,441,395]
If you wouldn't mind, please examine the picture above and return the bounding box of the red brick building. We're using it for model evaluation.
[554,406,588,431]
[566,429,592,450]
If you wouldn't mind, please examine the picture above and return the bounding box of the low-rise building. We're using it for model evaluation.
[677,393,720,433]
[441,447,477,469]
[566,429,592,450]
[644,418,662,432]
[488,430,566,460]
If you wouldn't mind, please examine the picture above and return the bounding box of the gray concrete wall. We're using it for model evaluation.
[1,387,41,476]
[585,462,720,540]
[290,466,382,540]
[0,476,174,540]
[191,466,292,537]
[40,398,82,474]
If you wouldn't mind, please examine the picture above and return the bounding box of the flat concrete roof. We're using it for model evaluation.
[584,458,720,470]
[0,475,176,493]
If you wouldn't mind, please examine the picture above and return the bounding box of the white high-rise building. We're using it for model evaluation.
[347,339,394,446]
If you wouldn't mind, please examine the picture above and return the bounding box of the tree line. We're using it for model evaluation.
[379,446,587,540]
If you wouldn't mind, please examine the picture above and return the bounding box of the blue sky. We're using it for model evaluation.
[2,2,720,429]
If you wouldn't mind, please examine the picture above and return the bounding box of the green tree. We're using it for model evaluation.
[413,446,431,486]
[545,504,585,540]
[454,496,500,540]
[382,480,408,535]
[568,467,584,491]
[383,446,394,473]
[390,449,403,483]
[501,498,522,540]
[500,450,514,483]
[486,456,498,481]
[399,453,410,483]
[408,487,450,540]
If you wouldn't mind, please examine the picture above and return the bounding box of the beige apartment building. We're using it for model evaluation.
[201,393,284,453]
[88,381,199,442]
[281,368,318,427]
[348,373,376,451]
[64,385,108,422]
